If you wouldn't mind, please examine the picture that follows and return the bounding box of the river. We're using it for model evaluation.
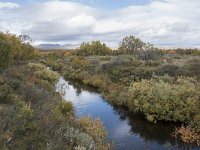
[56,77,199,150]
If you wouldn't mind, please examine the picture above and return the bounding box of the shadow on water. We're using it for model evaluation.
[67,79,177,142]
[112,106,179,145]
[56,77,200,150]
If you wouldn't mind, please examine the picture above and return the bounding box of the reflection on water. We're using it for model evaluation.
[56,77,199,150]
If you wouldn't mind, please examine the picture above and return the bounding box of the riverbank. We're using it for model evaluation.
[0,63,110,149]
[44,54,200,146]
[56,76,193,150]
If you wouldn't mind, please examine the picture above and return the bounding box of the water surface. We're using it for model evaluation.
[56,77,199,150]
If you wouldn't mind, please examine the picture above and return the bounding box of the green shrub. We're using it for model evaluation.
[0,76,3,84]
[119,35,145,53]
[110,55,138,66]
[79,41,112,56]
[21,43,35,60]
[100,56,111,61]
[55,101,73,116]
[0,84,13,104]
[27,63,46,71]
[0,32,37,70]
[79,116,109,149]
[33,69,59,84]
[187,62,200,79]
[145,60,162,67]
[137,50,161,60]
[16,100,33,118]
[83,75,108,91]
[72,57,90,69]
[157,64,182,76]
[64,126,95,149]
[193,114,200,132]
[34,79,54,91]
[0,32,12,69]
[128,77,200,122]
[8,79,21,90]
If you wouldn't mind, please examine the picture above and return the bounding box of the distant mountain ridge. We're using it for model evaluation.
[36,44,79,49]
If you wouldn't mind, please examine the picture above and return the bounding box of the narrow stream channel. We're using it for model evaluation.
[56,77,199,150]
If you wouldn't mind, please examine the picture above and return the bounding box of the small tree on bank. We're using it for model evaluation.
[119,35,146,54]
[118,35,161,60]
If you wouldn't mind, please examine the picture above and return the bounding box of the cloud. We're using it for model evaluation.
[0,0,200,48]
[0,2,19,9]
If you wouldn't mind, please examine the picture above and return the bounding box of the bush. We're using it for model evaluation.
[0,84,13,104]
[0,32,37,69]
[0,76,3,84]
[27,63,46,71]
[8,79,21,90]
[145,60,162,67]
[72,57,90,69]
[137,50,161,60]
[33,68,59,84]
[21,43,36,60]
[0,32,12,69]
[16,100,33,118]
[82,75,108,91]
[157,64,181,76]
[79,41,112,56]
[128,77,200,122]
[194,114,200,132]
[119,35,145,53]
[64,126,95,149]
[79,116,109,149]
[54,101,73,116]
[187,61,200,79]
[173,126,200,146]
[100,56,111,61]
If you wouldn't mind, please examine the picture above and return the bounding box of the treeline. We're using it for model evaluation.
[73,36,160,59]
[0,32,38,70]
[42,35,200,59]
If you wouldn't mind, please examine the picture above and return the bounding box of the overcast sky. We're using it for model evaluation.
[0,0,200,48]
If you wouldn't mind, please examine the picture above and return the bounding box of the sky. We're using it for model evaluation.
[0,0,200,48]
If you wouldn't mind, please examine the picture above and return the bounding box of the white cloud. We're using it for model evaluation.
[0,0,200,48]
[0,2,19,9]
[67,13,96,27]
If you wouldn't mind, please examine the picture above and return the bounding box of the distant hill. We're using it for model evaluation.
[37,44,79,49]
